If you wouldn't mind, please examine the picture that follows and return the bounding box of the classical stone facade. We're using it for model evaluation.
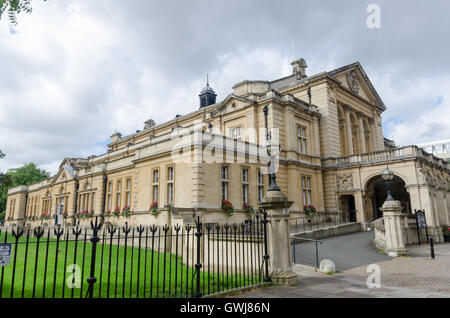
[5,59,450,241]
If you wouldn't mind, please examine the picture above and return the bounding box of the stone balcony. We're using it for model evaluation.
[322,145,450,170]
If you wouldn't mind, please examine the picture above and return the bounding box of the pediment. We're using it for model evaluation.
[51,164,76,184]
[211,94,254,117]
[329,63,386,111]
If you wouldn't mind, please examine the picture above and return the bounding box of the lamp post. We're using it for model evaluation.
[263,106,281,192]
[381,166,395,201]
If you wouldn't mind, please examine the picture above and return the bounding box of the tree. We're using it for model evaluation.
[6,162,50,187]
[0,163,50,220]
[0,0,46,25]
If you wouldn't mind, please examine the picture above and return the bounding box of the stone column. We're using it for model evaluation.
[313,117,321,157]
[381,200,409,256]
[358,113,366,154]
[344,107,354,155]
[368,118,377,152]
[354,191,367,228]
[259,190,297,286]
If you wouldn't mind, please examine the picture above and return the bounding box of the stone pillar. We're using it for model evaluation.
[344,107,354,155]
[358,114,366,154]
[313,117,321,157]
[368,118,377,152]
[381,200,409,256]
[259,190,297,286]
[354,191,367,228]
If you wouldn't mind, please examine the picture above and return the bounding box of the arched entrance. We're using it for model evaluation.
[365,175,412,221]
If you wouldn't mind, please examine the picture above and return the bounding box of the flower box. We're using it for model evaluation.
[243,202,255,217]
[221,200,234,216]
[149,202,159,216]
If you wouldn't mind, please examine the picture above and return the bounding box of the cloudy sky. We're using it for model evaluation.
[0,0,449,175]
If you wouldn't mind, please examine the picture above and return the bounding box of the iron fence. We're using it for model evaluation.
[0,213,269,298]
[289,212,346,233]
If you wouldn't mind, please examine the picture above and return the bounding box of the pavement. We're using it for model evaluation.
[293,231,391,271]
[232,231,450,298]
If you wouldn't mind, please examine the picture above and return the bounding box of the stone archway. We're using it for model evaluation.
[365,175,412,221]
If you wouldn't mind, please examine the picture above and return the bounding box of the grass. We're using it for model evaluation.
[0,232,256,298]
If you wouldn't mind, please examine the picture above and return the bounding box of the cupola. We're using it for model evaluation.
[199,75,217,108]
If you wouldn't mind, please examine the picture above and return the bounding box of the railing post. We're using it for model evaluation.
[194,216,203,298]
[430,237,435,259]
[87,216,102,298]
[315,242,319,269]
[262,211,271,283]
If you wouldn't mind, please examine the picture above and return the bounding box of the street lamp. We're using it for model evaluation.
[265,132,281,192]
[381,166,395,201]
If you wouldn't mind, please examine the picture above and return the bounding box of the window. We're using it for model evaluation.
[221,165,229,200]
[297,126,308,154]
[258,170,264,203]
[301,176,312,206]
[152,169,159,203]
[116,180,122,208]
[230,126,242,140]
[107,182,112,211]
[167,167,174,205]
[242,168,249,204]
[126,178,132,207]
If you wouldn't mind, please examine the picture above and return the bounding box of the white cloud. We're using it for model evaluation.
[1,0,450,175]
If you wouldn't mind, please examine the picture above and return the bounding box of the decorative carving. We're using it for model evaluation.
[417,166,431,186]
[291,58,308,79]
[346,70,360,94]
[336,174,354,191]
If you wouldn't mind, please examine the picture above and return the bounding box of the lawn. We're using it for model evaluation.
[0,231,257,298]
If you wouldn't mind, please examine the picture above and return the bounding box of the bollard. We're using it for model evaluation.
[430,237,435,260]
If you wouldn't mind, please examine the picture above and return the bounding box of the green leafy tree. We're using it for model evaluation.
[0,0,46,25]
[0,163,50,221]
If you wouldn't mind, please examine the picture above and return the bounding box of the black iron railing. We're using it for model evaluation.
[291,237,322,269]
[0,213,269,298]
[289,212,347,233]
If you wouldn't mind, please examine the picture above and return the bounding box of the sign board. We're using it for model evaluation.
[416,210,427,229]
[0,244,12,266]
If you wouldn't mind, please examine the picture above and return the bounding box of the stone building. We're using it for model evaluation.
[5,58,450,242]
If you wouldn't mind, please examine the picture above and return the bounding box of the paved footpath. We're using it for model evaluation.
[233,243,450,298]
